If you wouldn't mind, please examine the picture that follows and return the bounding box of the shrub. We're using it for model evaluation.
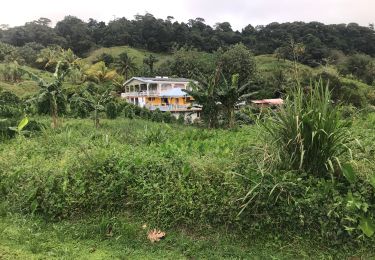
[70,97,92,118]
[263,80,351,176]
[123,103,135,119]
[105,101,118,119]
[177,114,185,124]
[0,62,24,82]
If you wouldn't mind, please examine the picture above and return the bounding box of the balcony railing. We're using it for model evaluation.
[121,91,159,97]
[145,104,194,111]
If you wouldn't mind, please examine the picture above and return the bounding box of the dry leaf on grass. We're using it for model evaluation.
[147,229,166,243]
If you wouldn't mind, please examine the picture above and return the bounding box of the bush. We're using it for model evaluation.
[0,91,24,139]
[263,81,351,176]
[316,70,370,108]
[70,98,92,118]
[37,94,67,116]
[105,101,119,119]
[0,62,24,82]
[1,117,375,244]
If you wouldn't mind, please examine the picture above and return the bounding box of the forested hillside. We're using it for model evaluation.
[1,14,375,64]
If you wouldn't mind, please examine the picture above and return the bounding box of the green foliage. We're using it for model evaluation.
[185,74,219,128]
[316,69,371,107]
[94,52,114,66]
[218,43,257,86]
[0,90,23,139]
[22,62,70,128]
[339,54,375,85]
[0,42,18,62]
[0,62,24,82]
[217,74,257,128]
[8,117,29,135]
[0,114,375,246]
[85,61,120,84]
[71,85,113,128]
[105,101,119,119]
[17,42,44,66]
[263,81,351,175]
[158,47,216,78]
[143,54,158,75]
[115,52,138,80]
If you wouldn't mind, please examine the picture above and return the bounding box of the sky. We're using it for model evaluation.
[0,0,374,30]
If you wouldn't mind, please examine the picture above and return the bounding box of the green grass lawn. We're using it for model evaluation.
[1,213,373,259]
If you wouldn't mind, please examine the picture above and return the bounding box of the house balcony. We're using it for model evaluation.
[121,91,159,98]
[145,104,199,112]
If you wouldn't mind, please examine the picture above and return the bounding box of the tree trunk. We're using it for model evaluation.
[227,107,235,129]
[50,96,58,128]
[94,109,99,128]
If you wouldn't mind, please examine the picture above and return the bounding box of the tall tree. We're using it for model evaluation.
[85,61,120,84]
[55,16,93,55]
[21,62,69,128]
[115,52,137,80]
[216,74,257,128]
[143,54,158,75]
[218,43,257,86]
[183,71,220,128]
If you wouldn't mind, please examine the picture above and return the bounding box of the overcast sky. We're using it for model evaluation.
[1,0,374,30]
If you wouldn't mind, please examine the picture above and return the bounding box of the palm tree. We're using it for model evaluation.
[115,52,138,80]
[36,47,81,72]
[216,74,257,128]
[21,62,69,128]
[143,54,158,75]
[71,88,112,128]
[183,73,220,128]
[85,61,119,84]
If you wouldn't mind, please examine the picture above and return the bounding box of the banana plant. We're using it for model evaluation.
[20,62,69,128]
[8,117,29,135]
[71,89,112,128]
[184,73,220,128]
[216,74,257,128]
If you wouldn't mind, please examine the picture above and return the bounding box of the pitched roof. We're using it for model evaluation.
[124,77,192,85]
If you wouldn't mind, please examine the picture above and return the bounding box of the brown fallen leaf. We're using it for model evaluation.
[147,229,166,243]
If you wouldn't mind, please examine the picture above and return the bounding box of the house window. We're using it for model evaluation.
[148,97,156,101]
[161,98,169,105]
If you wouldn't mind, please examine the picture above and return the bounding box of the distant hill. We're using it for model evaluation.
[84,46,171,69]
[255,54,314,74]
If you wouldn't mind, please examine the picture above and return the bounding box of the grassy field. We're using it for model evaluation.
[0,63,54,97]
[1,116,375,259]
[83,45,171,68]
[1,213,373,259]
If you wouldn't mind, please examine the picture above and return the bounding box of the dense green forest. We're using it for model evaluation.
[1,14,375,65]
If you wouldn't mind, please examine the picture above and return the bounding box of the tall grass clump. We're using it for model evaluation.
[264,80,351,176]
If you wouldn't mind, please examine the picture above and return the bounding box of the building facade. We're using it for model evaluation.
[121,77,201,120]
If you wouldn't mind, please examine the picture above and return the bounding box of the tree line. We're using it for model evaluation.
[1,14,374,65]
